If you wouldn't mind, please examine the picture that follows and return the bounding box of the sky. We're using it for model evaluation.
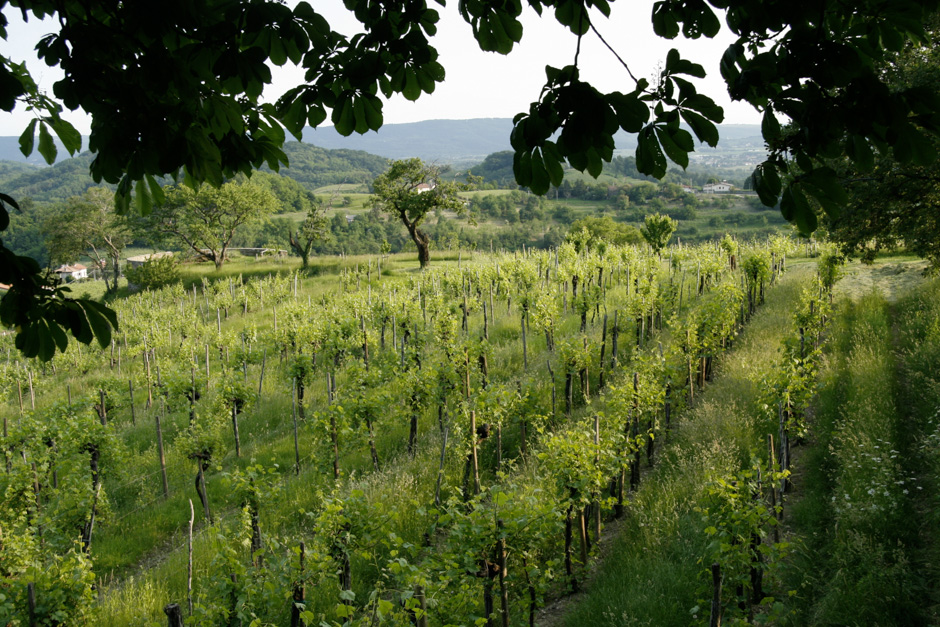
[0,0,761,138]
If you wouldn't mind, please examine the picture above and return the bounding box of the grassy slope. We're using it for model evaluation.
[562,262,813,626]
[781,268,940,625]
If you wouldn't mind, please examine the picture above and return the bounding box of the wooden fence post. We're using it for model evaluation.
[709,563,722,627]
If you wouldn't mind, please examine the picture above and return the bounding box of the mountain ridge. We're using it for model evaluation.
[1,118,763,167]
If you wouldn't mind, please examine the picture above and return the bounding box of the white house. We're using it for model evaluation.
[54,264,88,281]
[703,181,733,193]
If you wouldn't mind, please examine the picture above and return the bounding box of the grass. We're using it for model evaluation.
[562,263,814,626]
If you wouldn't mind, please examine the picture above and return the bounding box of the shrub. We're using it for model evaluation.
[124,253,179,291]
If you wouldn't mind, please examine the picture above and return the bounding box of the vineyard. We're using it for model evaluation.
[0,238,904,626]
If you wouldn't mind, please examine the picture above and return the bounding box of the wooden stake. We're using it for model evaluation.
[292,379,300,475]
[157,401,169,499]
[258,348,267,396]
[497,519,509,627]
[470,411,481,496]
[188,500,194,616]
[709,563,722,627]
[128,380,136,426]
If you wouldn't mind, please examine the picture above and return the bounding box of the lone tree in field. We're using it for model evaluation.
[288,197,327,270]
[144,178,277,271]
[372,159,467,268]
[641,213,677,255]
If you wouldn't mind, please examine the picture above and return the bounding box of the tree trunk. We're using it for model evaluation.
[409,225,431,268]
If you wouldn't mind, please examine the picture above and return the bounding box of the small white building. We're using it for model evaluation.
[703,181,733,193]
[127,252,173,268]
[54,264,88,281]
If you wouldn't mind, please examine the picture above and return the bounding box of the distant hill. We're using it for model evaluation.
[0,119,764,201]
[0,143,390,203]
[301,118,763,164]
[0,135,80,165]
[302,118,514,166]
[270,142,389,191]
[0,153,101,203]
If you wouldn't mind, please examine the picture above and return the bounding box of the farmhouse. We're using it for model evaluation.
[703,181,733,193]
[127,252,173,268]
[54,264,88,281]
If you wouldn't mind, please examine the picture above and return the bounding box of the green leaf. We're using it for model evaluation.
[636,126,667,178]
[37,122,57,165]
[778,183,804,222]
[664,49,706,78]
[846,135,874,172]
[607,91,649,133]
[403,70,421,101]
[895,124,937,166]
[333,97,355,136]
[652,2,680,39]
[782,185,817,234]
[680,110,719,147]
[49,117,82,155]
[541,142,565,186]
[761,108,781,142]
[307,104,327,128]
[135,178,153,215]
[801,167,847,214]
[655,125,689,169]
[753,162,781,207]
[146,174,166,207]
[361,95,383,131]
[18,119,36,156]
[48,317,69,353]
[80,299,117,349]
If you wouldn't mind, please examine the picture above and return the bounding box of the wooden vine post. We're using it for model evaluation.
[470,410,481,497]
[328,373,339,481]
[292,379,301,475]
[156,401,169,499]
[188,500,194,616]
[128,380,136,426]
[290,542,306,627]
[497,519,510,627]
[709,563,722,627]
[231,404,241,458]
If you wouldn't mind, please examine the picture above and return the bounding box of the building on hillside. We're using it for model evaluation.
[345,215,357,224]
[54,264,88,281]
[680,184,697,194]
[415,183,435,193]
[703,181,733,193]
[127,252,173,268]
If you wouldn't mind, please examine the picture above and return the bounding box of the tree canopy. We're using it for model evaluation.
[140,179,278,270]
[3,0,940,358]
[43,187,129,293]
[372,158,468,268]
[641,213,678,254]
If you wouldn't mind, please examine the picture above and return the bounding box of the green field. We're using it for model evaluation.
[3,245,938,626]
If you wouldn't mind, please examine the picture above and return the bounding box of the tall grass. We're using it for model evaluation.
[784,291,932,625]
[562,264,812,626]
